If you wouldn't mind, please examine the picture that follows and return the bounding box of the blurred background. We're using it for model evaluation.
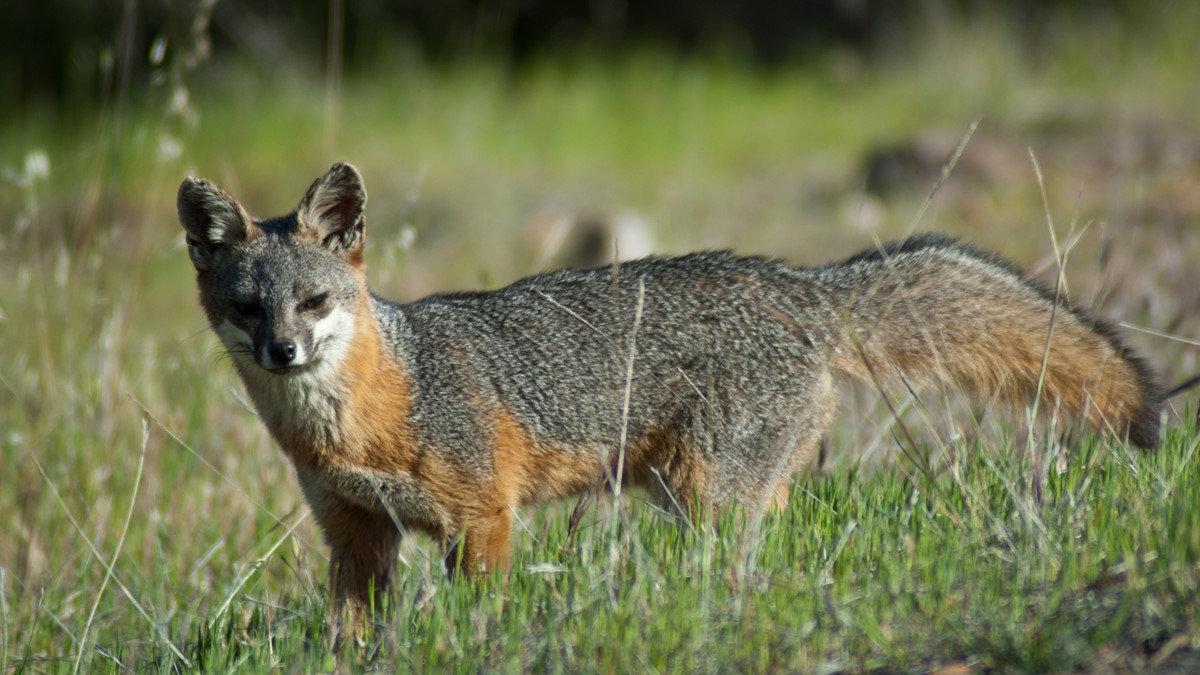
[4,2,1200,300]
[4,2,1200,296]
[2,0,1199,651]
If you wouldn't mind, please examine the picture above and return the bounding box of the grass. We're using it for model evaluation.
[2,9,1200,672]
[10,418,1200,671]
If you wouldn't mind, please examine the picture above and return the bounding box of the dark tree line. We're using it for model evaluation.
[0,0,1168,112]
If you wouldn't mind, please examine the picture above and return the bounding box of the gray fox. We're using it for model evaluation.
[177,162,1161,621]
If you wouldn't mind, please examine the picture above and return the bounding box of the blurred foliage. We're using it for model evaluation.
[0,0,1189,116]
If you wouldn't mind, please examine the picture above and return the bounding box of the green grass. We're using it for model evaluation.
[2,10,1200,672]
[7,417,1199,671]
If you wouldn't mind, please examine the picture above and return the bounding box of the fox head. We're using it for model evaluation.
[178,162,368,375]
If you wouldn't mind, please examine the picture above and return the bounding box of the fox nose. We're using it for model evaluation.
[268,339,297,365]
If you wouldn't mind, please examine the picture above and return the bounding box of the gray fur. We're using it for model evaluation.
[378,252,842,500]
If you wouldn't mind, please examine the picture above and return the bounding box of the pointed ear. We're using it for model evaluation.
[177,177,253,271]
[296,162,367,261]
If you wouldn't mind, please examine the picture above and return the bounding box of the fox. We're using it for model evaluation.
[177,161,1162,623]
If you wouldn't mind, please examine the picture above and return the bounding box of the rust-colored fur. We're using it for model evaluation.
[835,276,1151,440]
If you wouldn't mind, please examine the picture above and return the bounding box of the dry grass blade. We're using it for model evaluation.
[566,490,595,540]
[1026,148,1065,513]
[1028,267,1061,508]
[209,510,310,630]
[765,303,964,527]
[539,284,766,489]
[366,477,418,570]
[850,339,967,528]
[904,116,980,236]
[861,120,984,453]
[858,393,916,466]
[610,237,621,296]
[1,567,8,675]
[1028,148,1059,255]
[765,302,928,470]
[128,393,328,561]
[72,420,148,675]
[613,277,646,498]
[538,287,653,487]
[819,520,858,585]
[1117,322,1200,349]
[509,505,540,546]
[648,467,696,533]
[536,290,608,342]
[27,452,192,667]
[849,340,929,475]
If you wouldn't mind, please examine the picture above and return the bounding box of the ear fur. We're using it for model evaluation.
[177,177,253,271]
[296,162,367,261]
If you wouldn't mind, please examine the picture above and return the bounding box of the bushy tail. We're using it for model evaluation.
[822,235,1161,448]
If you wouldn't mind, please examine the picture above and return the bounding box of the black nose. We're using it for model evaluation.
[268,339,297,365]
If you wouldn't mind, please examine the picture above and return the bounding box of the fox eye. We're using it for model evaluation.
[300,293,328,311]
[233,300,260,316]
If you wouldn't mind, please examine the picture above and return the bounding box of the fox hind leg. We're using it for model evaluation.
[758,380,839,516]
[766,479,791,514]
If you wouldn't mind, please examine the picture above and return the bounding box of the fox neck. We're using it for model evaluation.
[237,298,413,467]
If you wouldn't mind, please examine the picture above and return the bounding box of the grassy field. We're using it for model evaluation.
[2,10,1200,672]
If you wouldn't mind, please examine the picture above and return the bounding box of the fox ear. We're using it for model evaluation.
[177,177,253,271]
[296,162,367,262]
